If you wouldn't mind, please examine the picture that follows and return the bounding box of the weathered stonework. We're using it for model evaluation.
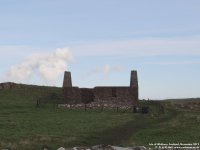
[63,71,72,87]
[130,70,138,88]
[62,70,139,107]
[62,87,82,104]
[0,82,20,90]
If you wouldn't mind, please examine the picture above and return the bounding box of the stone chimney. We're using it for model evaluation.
[130,70,138,88]
[130,70,138,102]
[63,71,72,87]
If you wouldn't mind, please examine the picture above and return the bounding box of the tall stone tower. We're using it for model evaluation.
[63,71,72,87]
[130,70,138,102]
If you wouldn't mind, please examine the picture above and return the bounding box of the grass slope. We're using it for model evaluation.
[0,85,199,150]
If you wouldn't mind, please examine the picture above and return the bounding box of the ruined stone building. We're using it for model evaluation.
[0,82,19,90]
[62,70,138,107]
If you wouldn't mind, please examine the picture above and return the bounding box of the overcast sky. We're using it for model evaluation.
[0,0,200,99]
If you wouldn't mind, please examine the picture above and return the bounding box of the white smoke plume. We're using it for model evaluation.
[81,64,124,79]
[5,47,73,83]
[102,64,124,74]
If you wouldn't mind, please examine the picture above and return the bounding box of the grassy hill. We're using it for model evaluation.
[0,84,199,150]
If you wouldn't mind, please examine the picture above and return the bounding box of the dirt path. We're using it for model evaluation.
[81,115,151,146]
[83,109,178,146]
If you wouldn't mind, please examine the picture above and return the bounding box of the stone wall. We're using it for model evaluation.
[94,87,136,106]
[61,70,139,107]
[62,87,82,104]
[0,82,20,90]
[80,88,95,104]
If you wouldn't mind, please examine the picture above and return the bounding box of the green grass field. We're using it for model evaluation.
[0,85,199,150]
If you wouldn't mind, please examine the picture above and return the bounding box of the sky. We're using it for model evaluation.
[0,0,200,99]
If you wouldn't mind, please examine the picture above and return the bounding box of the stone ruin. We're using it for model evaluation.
[61,70,139,109]
[0,82,20,90]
